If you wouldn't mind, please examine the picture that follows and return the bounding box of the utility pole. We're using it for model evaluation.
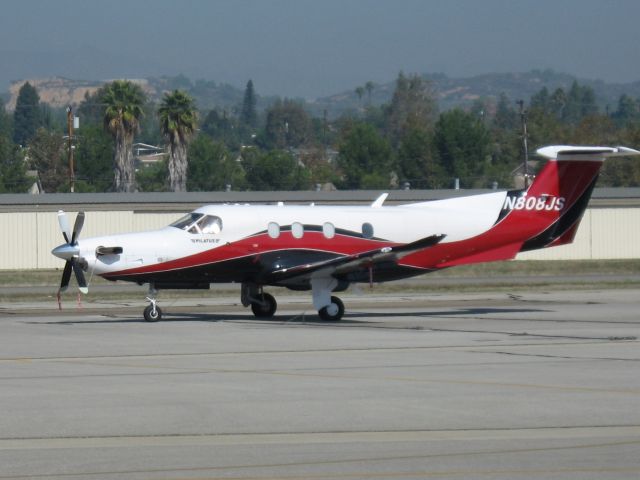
[66,106,75,193]
[516,100,530,188]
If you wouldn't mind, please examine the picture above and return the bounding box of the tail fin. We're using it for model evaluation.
[513,146,639,251]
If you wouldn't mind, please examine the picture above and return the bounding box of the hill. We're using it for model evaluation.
[309,70,640,118]
[4,70,640,119]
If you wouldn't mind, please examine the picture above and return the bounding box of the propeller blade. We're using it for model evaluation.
[72,260,89,294]
[59,260,73,293]
[57,210,71,244]
[71,212,85,245]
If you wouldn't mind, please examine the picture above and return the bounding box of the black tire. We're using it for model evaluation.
[318,296,345,321]
[144,304,162,322]
[251,292,277,318]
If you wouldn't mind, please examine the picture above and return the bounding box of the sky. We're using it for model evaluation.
[1,0,640,98]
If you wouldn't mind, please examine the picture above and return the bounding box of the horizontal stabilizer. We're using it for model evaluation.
[537,145,640,160]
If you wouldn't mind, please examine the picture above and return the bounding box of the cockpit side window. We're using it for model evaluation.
[197,215,223,234]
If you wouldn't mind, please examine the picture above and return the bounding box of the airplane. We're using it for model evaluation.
[52,145,639,322]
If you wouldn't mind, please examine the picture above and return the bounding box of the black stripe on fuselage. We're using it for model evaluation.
[105,249,429,289]
[494,189,525,225]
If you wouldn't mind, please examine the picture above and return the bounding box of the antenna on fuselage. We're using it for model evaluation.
[371,193,388,208]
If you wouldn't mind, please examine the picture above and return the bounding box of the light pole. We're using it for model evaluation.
[66,106,75,193]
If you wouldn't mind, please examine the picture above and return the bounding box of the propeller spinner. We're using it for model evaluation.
[52,210,88,294]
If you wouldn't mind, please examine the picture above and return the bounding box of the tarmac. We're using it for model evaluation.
[0,288,639,479]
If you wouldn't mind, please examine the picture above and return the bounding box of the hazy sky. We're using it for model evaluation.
[1,0,640,98]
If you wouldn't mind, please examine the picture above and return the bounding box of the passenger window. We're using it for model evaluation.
[362,222,374,239]
[268,222,280,239]
[292,222,304,239]
[323,222,335,239]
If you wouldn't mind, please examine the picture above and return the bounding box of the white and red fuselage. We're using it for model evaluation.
[52,145,639,320]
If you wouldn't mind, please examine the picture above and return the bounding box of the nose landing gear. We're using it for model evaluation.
[143,284,162,322]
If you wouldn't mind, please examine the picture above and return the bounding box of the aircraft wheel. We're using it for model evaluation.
[251,293,277,318]
[318,296,344,321]
[144,304,162,322]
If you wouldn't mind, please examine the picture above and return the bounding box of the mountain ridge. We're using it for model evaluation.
[3,70,640,118]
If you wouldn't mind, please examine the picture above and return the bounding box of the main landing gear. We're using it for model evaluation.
[241,283,277,318]
[311,277,345,321]
[242,281,345,321]
[318,296,345,321]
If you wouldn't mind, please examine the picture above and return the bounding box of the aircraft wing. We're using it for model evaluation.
[267,234,446,283]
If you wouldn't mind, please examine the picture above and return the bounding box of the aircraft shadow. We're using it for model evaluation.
[28,306,548,326]
[347,307,549,318]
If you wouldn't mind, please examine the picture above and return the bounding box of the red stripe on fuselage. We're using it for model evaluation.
[103,231,397,278]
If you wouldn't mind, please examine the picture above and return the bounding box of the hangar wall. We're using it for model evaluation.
[1,207,639,270]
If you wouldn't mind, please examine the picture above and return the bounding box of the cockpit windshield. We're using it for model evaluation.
[170,213,203,230]
[170,213,223,234]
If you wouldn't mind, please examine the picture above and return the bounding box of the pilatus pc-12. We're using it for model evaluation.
[52,145,639,322]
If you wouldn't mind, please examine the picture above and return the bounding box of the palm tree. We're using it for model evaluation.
[158,90,198,192]
[102,80,146,192]
[365,81,375,104]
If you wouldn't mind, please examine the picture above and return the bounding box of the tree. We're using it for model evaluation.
[78,89,101,125]
[355,86,365,104]
[102,80,146,192]
[300,147,340,187]
[27,128,67,192]
[530,87,551,113]
[240,80,257,129]
[75,124,113,192]
[494,93,518,130]
[13,82,42,146]
[397,127,444,188]
[242,148,309,190]
[434,109,491,188]
[337,122,394,189]
[263,99,313,149]
[563,81,598,124]
[0,134,27,193]
[549,87,567,119]
[201,109,241,149]
[599,124,640,186]
[385,72,437,147]
[612,94,638,127]
[570,114,618,146]
[187,135,246,191]
[365,81,375,104]
[136,160,169,192]
[527,105,568,149]
[0,97,13,139]
[158,89,198,192]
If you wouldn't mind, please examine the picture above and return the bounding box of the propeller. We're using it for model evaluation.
[51,210,88,294]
